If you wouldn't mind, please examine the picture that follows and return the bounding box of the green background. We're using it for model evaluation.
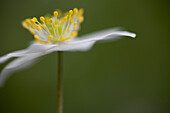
[0,0,169,113]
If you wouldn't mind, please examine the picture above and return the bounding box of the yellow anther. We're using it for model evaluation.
[73,26,76,29]
[77,26,80,30]
[31,25,36,29]
[54,25,57,29]
[73,8,78,14]
[49,18,53,23]
[33,17,38,22]
[45,41,51,44]
[54,11,58,17]
[55,38,59,42]
[78,8,84,16]
[42,24,46,28]
[34,35,39,39]
[74,22,77,26]
[57,19,60,24]
[40,41,46,44]
[67,28,71,32]
[38,23,41,27]
[64,15,68,21]
[69,19,73,24]
[71,32,78,36]
[40,16,45,22]
[22,22,28,28]
[30,19,35,23]
[64,37,72,41]
[25,19,31,24]
[37,27,41,31]
[48,35,53,40]
[60,35,64,41]
[69,10,73,15]
[35,39,40,43]
[29,30,35,34]
[79,16,84,23]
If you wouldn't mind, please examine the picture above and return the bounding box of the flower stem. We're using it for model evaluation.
[57,51,63,113]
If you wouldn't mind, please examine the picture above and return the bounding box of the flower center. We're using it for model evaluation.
[22,8,84,44]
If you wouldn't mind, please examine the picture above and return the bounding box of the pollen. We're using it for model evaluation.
[67,28,71,32]
[30,19,35,23]
[40,16,45,22]
[49,18,53,23]
[42,24,46,28]
[54,11,58,17]
[22,8,84,44]
[60,35,64,41]
[31,25,36,29]
[33,17,38,22]
[48,35,53,40]
[45,41,51,44]
[54,25,57,29]
[37,27,41,31]
[74,22,77,26]
[55,38,59,42]
[73,8,78,14]
[64,16,68,21]
[71,32,78,36]
[69,10,73,15]
[34,35,39,39]
[79,16,84,23]
[29,30,35,34]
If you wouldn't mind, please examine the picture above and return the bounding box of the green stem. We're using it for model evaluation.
[57,51,63,113]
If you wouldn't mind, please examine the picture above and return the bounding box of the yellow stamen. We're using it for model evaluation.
[49,18,53,23]
[34,35,39,39]
[57,19,60,24]
[54,11,58,17]
[74,22,77,26]
[22,22,27,28]
[55,38,59,42]
[67,28,71,32]
[40,41,46,44]
[29,30,35,34]
[60,35,64,41]
[69,19,73,24]
[78,8,84,16]
[45,41,51,44]
[64,15,68,21]
[35,39,40,43]
[37,27,41,31]
[25,19,31,24]
[31,25,36,29]
[71,32,78,36]
[63,37,72,41]
[73,8,78,14]
[30,19,35,23]
[42,24,46,28]
[54,25,57,29]
[69,10,73,15]
[48,35,53,40]
[79,16,84,23]
[40,16,45,22]
[33,17,38,22]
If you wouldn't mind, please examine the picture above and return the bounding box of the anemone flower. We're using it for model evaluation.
[0,8,136,113]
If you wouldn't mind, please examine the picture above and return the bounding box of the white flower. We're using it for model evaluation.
[0,8,136,86]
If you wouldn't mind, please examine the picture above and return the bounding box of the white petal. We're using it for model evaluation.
[0,50,28,64]
[0,54,41,87]
[0,42,56,64]
[49,41,96,52]
[69,28,136,44]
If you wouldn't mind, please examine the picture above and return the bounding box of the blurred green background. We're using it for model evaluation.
[0,0,170,113]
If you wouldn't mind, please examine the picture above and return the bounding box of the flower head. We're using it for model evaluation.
[0,8,136,86]
[22,8,84,44]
